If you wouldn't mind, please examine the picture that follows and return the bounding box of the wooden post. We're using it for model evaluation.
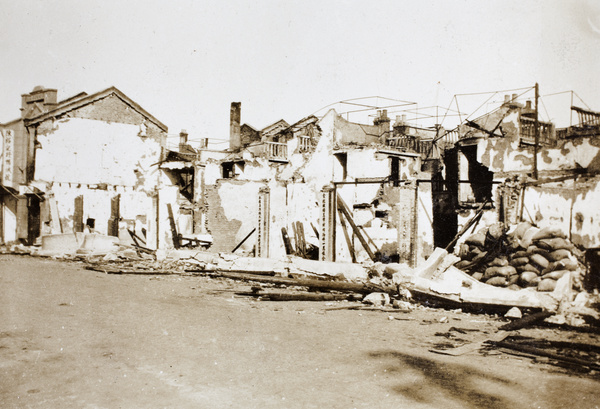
[108,195,120,237]
[398,183,416,266]
[256,187,270,258]
[166,203,180,249]
[319,185,336,261]
[74,195,84,233]
[281,227,293,255]
[337,207,356,263]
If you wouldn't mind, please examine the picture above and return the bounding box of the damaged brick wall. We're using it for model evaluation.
[206,180,263,253]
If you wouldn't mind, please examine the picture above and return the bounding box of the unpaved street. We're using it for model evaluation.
[1,255,600,409]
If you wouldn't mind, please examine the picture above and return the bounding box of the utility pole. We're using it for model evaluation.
[533,83,539,180]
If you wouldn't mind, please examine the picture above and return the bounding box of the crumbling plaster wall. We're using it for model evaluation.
[477,135,600,174]
[206,179,263,253]
[330,111,381,145]
[33,110,165,243]
[521,178,600,248]
[571,178,600,248]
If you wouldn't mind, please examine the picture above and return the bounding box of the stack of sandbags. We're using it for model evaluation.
[454,222,584,292]
[454,223,508,273]
[454,223,506,272]
[507,224,583,292]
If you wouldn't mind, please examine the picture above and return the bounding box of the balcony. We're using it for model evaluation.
[298,136,314,153]
[519,117,556,146]
[386,136,434,157]
[266,141,288,162]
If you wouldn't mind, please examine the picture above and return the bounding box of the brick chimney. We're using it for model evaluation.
[21,86,57,119]
[179,129,188,152]
[230,102,241,151]
[373,109,391,136]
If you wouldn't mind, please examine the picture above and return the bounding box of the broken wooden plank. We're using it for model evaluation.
[232,228,256,253]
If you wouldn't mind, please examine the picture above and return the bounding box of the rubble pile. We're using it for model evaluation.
[454,222,585,292]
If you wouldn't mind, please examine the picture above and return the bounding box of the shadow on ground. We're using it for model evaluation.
[369,350,521,409]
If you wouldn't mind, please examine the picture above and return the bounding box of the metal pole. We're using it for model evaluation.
[534,83,539,180]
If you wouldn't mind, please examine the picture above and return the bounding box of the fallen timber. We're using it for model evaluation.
[237,290,362,302]
[490,339,600,372]
[210,270,398,295]
[84,247,573,313]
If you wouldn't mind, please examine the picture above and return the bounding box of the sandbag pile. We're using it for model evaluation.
[454,222,584,292]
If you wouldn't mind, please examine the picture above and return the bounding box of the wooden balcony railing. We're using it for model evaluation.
[520,116,555,146]
[298,136,313,152]
[386,136,434,157]
[266,141,288,161]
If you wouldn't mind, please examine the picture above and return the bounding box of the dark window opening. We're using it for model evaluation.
[375,210,388,218]
[222,162,234,179]
[459,145,493,205]
[334,153,347,180]
[86,218,95,229]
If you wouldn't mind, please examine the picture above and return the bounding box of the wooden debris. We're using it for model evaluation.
[281,227,293,255]
[85,265,170,275]
[491,339,600,372]
[430,330,514,356]
[232,228,256,253]
[444,198,489,252]
[239,291,360,302]
[336,193,378,261]
[337,207,356,263]
[211,271,397,294]
[166,203,180,249]
[498,310,554,331]
[430,310,555,356]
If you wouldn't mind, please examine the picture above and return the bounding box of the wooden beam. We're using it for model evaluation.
[212,271,397,294]
[337,207,356,263]
[444,198,489,252]
[166,203,180,249]
[281,227,293,255]
[336,193,377,261]
[232,228,256,253]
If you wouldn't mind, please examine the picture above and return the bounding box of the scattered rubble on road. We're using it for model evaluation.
[2,221,600,374]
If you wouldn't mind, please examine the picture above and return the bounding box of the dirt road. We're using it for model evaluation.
[1,255,599,408]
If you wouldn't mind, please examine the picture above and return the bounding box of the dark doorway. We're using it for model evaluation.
[27,196,41,245]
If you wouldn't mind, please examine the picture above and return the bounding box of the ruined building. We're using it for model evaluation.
[447,93,600,251]
[192,103,450,266]
[0,86,176,248]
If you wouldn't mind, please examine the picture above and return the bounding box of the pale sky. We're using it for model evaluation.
[1,0,599,148]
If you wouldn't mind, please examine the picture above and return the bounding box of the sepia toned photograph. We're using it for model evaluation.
[1,1,600,407]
